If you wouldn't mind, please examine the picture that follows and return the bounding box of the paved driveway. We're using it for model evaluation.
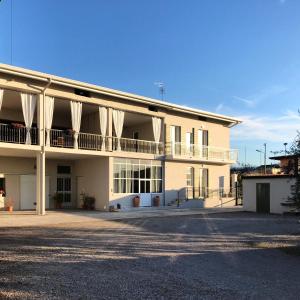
[0,212,300,299]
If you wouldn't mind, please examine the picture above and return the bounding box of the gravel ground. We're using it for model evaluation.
[0,212,300,299]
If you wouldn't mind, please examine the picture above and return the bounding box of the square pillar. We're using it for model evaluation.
[36,151,46,215]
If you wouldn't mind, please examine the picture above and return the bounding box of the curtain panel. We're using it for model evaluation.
[112,109,124,151]
[45,96,55,147]
[0,89,3,113]
[99,106,107,150]
[70,101,82,149]
[21,93,37,145]
[152,117,161,154]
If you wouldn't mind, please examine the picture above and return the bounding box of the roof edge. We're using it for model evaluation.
[0,63,241,126]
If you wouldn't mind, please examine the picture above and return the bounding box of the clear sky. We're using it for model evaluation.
[0,0,299,166]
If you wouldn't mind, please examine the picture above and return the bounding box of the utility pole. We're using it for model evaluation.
[264,143,267,174]
[284,142,288,155]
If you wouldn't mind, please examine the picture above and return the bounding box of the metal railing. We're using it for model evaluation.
[0,123,38,145]
[112,136,163,154]
[185,187,238,200]
[49,129,163,154]
[50,129,74,148]
[165,142,238,162]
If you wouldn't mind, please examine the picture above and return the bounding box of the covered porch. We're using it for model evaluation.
[48,96,164,155]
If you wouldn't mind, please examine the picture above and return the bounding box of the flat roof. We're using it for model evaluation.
[0,63,241,127]
[269,154,300,160]
[242,174,295,179]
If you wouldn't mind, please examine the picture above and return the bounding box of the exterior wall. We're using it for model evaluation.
[46,159,77,209]
[164,111,230,149]
[0,157,78,210]
[0,66,237,213]
[74,157,110,211]
[243,177,294,214]
[164,160,230,207]
[0,157,36,210]
[109,157,163,209]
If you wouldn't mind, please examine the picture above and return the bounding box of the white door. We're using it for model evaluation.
[20,175,50,210]
[186,132,192,155]
[140,193,152,206]
[57,176,72,208]
[140,179,152,206]
[198,129,203,158]
[170,125,175,155]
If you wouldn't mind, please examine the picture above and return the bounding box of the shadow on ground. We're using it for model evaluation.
[0,212,300,299]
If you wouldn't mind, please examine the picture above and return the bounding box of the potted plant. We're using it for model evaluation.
[5,197,13,212]
[133,195,140,207]
[153,195,160,207]
[52,193,63,209]
[82,196,95,210]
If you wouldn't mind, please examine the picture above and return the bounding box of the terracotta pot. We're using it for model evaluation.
[6,206,13,212]
[55,202,62,209]
[133,196,140,207]
[153,196,160,207]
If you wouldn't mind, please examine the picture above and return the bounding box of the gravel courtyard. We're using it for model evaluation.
[0,212,300,299]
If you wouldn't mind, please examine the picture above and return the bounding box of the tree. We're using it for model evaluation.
[288,131,300,210]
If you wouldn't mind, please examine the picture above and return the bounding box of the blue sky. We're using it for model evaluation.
[0,0,300,166]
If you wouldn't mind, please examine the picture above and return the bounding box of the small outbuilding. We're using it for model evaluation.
[242,174,295,214]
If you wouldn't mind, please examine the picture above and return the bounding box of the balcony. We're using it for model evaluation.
[165,142,238,163]
[49,129,164,155]
[0,123,38,145]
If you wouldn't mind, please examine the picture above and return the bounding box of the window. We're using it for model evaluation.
[200,168,209,198]
[113,159,162,194]
[186,167,194,187]
[57,166,71,174]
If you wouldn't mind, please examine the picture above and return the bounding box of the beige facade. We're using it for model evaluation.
[0,64,240,214]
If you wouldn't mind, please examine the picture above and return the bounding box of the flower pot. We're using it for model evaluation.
[6,206,13,212]
[153,196,160,207]
[55,202,62,209]
[133,196,140,207]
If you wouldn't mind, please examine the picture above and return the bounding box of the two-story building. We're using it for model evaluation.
[0,64,240,214]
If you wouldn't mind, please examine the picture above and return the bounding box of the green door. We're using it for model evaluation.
[256,183,270,213]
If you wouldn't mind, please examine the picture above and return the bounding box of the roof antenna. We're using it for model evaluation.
[154,82,165,101]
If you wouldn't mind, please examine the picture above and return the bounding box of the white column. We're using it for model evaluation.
[36,151,46,215]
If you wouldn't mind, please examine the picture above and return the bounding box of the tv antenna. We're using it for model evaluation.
[154,82,165,101]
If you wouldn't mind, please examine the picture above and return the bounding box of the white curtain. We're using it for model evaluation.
[152,117,162,154]
[70,101,82,149]
[99,106,107,150]
[45,96,55,147]
[112,109,124,151]
[0,89,4,113]
[21,93,37,145]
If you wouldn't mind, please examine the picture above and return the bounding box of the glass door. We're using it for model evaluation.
[57,176,72,208]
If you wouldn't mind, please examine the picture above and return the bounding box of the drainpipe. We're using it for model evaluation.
[36,78,51,215]
[41,78,52,149]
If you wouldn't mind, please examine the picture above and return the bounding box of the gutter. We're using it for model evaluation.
[0,64,241,126]
[41,78,52,151]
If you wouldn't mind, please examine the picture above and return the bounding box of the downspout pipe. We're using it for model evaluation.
[41,78,52,150]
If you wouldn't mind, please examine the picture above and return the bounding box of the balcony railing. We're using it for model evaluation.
[165,142,238,163]
[49,129,163,155]
[112,136,164,154]
[0,123,38,145]
[179,187,238,201]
